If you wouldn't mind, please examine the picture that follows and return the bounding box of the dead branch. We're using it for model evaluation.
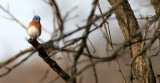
[28,39,71,82]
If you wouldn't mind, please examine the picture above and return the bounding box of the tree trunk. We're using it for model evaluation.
[107,0,156,83]
[151,0,160,48]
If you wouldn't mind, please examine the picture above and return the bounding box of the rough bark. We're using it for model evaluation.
[151,0,160,47]
[107,0,156,83]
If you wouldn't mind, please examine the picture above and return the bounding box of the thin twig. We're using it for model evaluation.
[0,47,34,68]
[86,45,98,83]
[0,51,36,77]
[97,1,126,83]
[0,5,27,30]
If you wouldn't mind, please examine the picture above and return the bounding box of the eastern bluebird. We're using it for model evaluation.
[27,15,41,39]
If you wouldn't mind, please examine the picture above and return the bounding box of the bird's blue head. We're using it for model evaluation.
[32,15,41,21]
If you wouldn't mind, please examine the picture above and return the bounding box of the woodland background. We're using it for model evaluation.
[0,0,160,83]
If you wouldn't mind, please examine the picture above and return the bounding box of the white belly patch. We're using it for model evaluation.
[28,26,39,39]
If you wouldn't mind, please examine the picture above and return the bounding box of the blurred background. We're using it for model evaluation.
[0,0,159,83]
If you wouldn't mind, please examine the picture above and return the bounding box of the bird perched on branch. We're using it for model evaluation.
[27,15,41,40]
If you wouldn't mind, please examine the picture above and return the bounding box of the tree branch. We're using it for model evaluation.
[28,39,71,82]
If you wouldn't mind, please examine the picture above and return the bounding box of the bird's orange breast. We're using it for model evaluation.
[27,21,41,36]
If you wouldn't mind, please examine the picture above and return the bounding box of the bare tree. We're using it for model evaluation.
[0,0,160,83]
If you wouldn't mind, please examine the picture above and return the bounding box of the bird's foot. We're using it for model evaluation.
[28,37,35,43]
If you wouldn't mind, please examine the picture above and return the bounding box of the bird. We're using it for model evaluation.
[27,15,41,40]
